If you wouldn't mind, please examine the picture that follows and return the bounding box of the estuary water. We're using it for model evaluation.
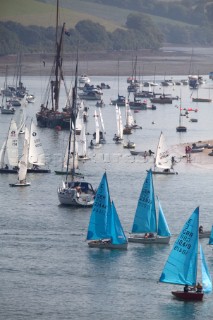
[1,74,213,319]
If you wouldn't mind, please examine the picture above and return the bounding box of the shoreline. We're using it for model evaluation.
[0,47,213,77]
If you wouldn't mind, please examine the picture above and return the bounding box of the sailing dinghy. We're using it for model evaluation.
[113,105,123,144]
[159,207,212,301]
[10,129,30,187]
[0,119,19,173]
[27,120,51,173]
[152,131,177,175]
[87,172,128,250]
[128,169,171,244]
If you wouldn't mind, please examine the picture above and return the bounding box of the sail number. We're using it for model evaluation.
[174,228,193,255]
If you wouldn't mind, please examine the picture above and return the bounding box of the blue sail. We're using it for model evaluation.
[200,244,212,293]
[110,201,128,245]
[159,207,199,286]
[208,225,213,245]
[132,170,157,233]
[86,172,111,240]
[157,199,171,237]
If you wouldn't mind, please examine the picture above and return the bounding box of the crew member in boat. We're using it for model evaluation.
[4,164,8,169]
[148,233,154,238]
[184,284,195,292]
[75,183,82,194]
[199,225,203,234]
[196,282,203,293]
[148,149,154,156]
[184,284,189,292]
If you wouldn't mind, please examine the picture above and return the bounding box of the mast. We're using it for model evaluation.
[51,0,65,111]
[65,52,78,182]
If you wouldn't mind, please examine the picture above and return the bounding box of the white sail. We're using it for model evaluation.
[75,110,82,133]
[6,120,18,167]
[94,110,100,145]
[118,106,123,139]
[0,140,6,168]
[28,120,46,166]
[78,121,87,158]
[126,104,134,127]
[63,135,78,170]
[18,137,28,182]
[15,107,26,134]
[155,132,171,170]
[98,108,105,132]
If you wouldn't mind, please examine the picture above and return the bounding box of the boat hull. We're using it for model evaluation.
[176,126,187,132]
[151,170,178,175]
[128,235,170,244]
[199,231,211,239]
[0,168,17,174]
[27,168,51,173]
[88,240,128,250]
[36,112,70,130]
[172,291,203,301]
[58,188,95,207]
[9,182,31,187]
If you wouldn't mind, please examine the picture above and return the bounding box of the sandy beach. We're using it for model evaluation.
[0,46,213,77]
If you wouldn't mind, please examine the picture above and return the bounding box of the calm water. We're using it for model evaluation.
[1,74,213,319]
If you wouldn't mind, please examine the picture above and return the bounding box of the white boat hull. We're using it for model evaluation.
[58,188,94,207]
[9,182,31,187]
[128,235,170,244]
[88,240,127,250]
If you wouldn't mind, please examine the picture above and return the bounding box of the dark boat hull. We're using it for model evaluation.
[36,112,70,130]
[151,170,178,175]
[27,168,51,173]
[172,291,203,301]
[0,168,17,174]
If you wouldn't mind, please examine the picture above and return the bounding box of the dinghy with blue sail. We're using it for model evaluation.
[128,169,171,244]
[159,207,212,301]
[87,172,128,250]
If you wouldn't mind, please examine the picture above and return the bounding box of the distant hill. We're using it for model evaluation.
[0,0,195,30]
[1,0,213,56]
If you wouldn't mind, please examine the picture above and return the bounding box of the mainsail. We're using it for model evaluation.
[131,169,157,233]
[159,207,199,286]
[155,132,171,170]
[28,120,46,166]
[87,172,111,240]
[6,120,18,167]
